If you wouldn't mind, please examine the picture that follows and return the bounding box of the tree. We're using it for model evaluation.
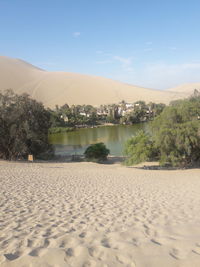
[152,97,200,167]
[0,90,53,160]
[129,109,146,123]
[154,121,200,167]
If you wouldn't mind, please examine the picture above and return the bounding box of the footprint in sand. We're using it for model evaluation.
[192,243,200,255]
[65,247,74,257]
[65,246,85,257]
[169,247,189,260]
[29,247,48,257]
[4,251,21,261]
[88,246,107,261]
[27,238,34,247]
[101,238,111,248]
[59,240,68,248]
[79,232,86,238]
[151,238,162,246]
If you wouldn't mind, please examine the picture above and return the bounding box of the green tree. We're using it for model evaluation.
[0,90,53,160]
[154,121,200,167]
[152,97,200,167]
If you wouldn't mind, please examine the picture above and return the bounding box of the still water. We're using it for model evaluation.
[49,124,148,156]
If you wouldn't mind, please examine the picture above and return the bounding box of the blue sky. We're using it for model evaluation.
[1,0,200,89]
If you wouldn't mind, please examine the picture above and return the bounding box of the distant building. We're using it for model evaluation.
[125,103,134,109]
[80,112,90,117]
[60,115,69,122]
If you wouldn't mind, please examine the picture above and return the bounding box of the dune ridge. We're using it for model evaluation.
[0,56,193,108]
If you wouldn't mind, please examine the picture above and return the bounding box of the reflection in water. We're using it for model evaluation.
[49,124,148,156]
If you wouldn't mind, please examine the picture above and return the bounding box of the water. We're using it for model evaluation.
[49,124,148,156]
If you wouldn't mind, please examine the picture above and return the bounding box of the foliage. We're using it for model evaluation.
[84,142,110,162]
[128,109,147,123]
[48,109,66,128]
[152,96,200,167]
[49,103,99,128]
[49,100,165,128]
[124,96,200,167]
[124,130,158,165]
[155,121,200,167]
[0,90,53,160]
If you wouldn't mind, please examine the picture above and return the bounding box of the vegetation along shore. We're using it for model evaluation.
[0,88,200,168]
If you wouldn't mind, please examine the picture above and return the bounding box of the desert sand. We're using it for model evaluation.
[0,161,200,267]
[168,83,200,95]
[0,56,191,108]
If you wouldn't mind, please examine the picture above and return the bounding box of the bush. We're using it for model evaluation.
[0,90,53,160]
[124,130,158,165]
[84,143,110,162]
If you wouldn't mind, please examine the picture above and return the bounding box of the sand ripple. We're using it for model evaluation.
[0,161,200,266]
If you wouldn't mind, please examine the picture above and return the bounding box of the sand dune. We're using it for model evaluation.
[0,56,190,108]
[1,161,200,266]
[168,83,200,96]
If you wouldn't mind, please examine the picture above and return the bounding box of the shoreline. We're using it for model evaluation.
[48,121,148,134]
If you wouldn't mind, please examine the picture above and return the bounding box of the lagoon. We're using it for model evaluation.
[49,124,148,156]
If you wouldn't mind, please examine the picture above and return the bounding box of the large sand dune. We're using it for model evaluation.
[0,56,191,108]
[0,161,200,266]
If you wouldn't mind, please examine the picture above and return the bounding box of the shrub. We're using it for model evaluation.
[84,143,110,162]
[124,130,158,165]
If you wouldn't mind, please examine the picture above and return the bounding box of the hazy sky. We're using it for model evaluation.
[1,0,200,89]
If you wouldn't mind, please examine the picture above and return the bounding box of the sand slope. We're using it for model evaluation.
[1,161,200,267]
[0,56,190,108]
[168,83,200,97]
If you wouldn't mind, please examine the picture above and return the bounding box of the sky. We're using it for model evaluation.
[1,0,200,89]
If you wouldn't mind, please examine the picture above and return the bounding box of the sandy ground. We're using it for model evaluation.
[0,161,200,267]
